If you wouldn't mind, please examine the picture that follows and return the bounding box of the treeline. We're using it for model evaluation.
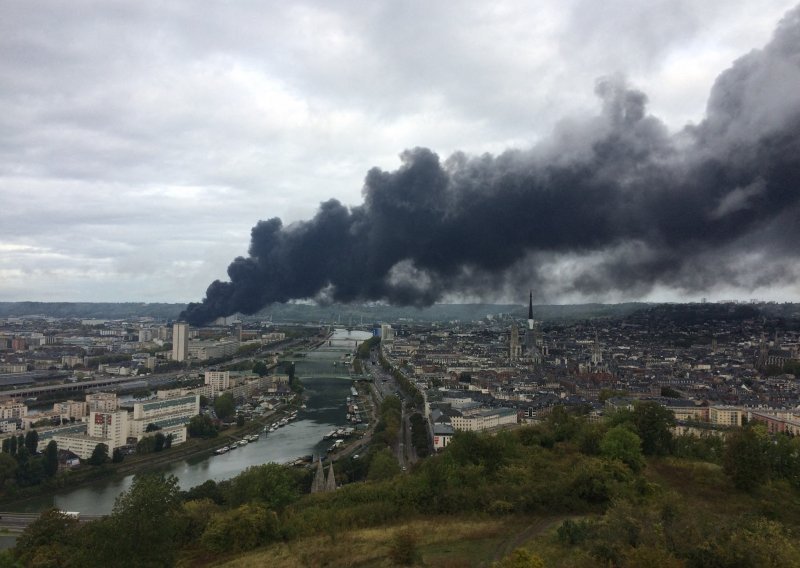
[0,432,58,488]
[378,353,424,407]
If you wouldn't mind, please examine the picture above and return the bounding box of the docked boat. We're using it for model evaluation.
[214,446,229,455]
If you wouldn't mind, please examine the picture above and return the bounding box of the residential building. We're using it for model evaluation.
[173,323,189,362]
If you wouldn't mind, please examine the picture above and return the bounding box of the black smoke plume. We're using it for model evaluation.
[182,7,800,326]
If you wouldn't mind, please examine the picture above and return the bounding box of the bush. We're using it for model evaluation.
[388,527,422,566]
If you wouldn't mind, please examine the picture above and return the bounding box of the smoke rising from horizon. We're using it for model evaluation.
[182,7,800,325]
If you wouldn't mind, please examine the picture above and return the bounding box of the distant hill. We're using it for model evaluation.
[1,301,797,325]
[0,301,648,323]
[0,302,186,320]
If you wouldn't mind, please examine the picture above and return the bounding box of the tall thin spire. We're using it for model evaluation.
[311,455,325,493]
[325,461,337,491]
[528,290,533,320]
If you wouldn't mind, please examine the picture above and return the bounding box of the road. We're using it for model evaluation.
[365,349,423,470]
[0,512,104,532]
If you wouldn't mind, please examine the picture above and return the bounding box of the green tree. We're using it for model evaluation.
[252,360,268,376]
[43,440,59,477]
[136,436,156,454]
[112,447,125,463]
[106,473,182,567]
[7,436,16,456]
[724,426,769,492]
[0,452,18,487]
[154,432,166,452]
[175,498,220,546]
[1,438,9,454]
[600,425,644,472]
[201,503,279,554]
[188,414,217,438]
[236,414,245,427]
[367,448,401,481]
[225,463,300,510]
[14,509,80,566]
[88,443,109,466]
[632,402,674,455]
[388,527,422,566]
[214,392,235,421]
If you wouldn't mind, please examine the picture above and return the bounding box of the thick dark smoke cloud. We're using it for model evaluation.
[181,7,800,325]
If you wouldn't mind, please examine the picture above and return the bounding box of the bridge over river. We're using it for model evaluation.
[287,328,373,381]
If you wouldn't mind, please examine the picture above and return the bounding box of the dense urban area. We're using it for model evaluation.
[1,300,800,566]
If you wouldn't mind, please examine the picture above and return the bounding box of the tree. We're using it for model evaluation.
[252,360,268,377]
[236,414,245,427]
[138,436,160,454]
[214,392,235,421]
[88,443,109,466]
[7,436,16,456]
[225,463,300,510]
[388,527,422,566]
[201,504,279,554]
[112,447,125,463]
[43,440,59,477]
[1,438,8,454]
[0,453,18,487]
[724,426,769,492]
[601,425,645,472]
[632,402,674,455]
[188,414,217,438]
[367,448,401,481]
[145,423,161,432]
[107,473,182,567]
[14,509,80,566]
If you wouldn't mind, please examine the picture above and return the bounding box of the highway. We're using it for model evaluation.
[0,511,104,532]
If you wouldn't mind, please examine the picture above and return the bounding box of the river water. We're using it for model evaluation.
[8,329,373,516]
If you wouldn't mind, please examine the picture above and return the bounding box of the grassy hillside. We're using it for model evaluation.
[10,402,800,567]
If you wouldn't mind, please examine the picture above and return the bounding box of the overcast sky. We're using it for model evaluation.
[1,1,798,305]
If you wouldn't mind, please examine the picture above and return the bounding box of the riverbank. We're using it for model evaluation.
[0,403,297,510]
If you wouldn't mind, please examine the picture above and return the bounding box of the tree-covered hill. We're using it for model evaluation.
[8,399,800,567]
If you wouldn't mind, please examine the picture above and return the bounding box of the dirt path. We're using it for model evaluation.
[490,515,568,563]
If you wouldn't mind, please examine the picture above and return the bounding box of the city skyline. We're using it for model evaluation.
[2,2,799,307]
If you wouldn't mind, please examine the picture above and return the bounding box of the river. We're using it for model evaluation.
[7,329,373,516]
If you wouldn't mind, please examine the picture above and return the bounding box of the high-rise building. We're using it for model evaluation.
[173,323,189,362]
[205,370,231,395]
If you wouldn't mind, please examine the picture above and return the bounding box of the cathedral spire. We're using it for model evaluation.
[528,290,533,320]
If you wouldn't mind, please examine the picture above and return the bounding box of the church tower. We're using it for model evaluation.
[311,456,326,493]
[525,291,542,365]
[510,323,521,362]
